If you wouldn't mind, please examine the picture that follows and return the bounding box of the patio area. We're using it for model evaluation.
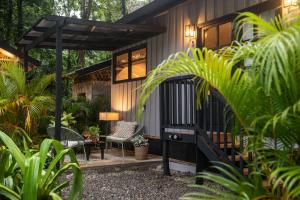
[75,147,162,169]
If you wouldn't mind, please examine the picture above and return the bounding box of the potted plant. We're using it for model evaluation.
[131,135,149,160]
[84,125,101,143]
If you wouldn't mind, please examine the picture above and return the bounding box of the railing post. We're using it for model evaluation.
[163,138,170,175]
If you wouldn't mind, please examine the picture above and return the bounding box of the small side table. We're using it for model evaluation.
[84,139,106,160]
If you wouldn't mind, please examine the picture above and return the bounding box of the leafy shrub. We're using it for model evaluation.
[131,135,149,147]
[0,131,82,200]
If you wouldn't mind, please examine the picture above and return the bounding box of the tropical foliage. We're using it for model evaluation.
[0,62,54,139]
[0,131,82,200]
[138,11,300,200]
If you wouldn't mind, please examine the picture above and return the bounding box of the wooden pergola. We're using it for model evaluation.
[17,15,165,139]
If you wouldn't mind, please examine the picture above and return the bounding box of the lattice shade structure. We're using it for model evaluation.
[17,15,166,51]
[16,15,165,140]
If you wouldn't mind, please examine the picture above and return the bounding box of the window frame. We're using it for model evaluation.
[113,44,147,84]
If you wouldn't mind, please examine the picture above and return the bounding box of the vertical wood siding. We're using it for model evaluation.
[111,0,271,138]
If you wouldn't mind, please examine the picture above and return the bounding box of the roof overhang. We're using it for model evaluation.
[68,59,111,78]
[16,15,166,51]
[118,0,187,24]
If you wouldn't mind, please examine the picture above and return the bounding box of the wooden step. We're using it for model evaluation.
[219,141,240,149]
[209,131,233,143]
[243,168,249,176]
[228,153,248,161]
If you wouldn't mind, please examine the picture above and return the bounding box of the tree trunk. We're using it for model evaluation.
[78,0,93,68]
[121,0,126,17]
[5,0,13,41]
[17,0,23,39]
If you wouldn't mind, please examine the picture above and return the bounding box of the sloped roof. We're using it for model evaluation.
[0,40,41,66]
[118,0,187,24]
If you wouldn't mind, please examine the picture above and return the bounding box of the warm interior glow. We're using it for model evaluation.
[116,64,129,81]
[219,22,232,46]
[0,48,17,61]
[99,112,119,121]
[132,61,146,78]
[204,27,217,49]
[284,0,298,7]
[131,48,146,78]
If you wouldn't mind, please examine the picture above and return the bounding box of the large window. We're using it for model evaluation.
[202,21,233,49]
[113,45,147,83]
[200,5,280,50]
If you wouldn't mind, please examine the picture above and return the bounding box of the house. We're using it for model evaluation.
[16,0,293,175]
[0,40,40,69]
[109,0,286,173]
[68,60,111,101]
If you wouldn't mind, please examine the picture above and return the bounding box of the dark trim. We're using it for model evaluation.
[118,0,187,24]
[68,59,111,78]
[197,0,282,28]
[112,44,147,84]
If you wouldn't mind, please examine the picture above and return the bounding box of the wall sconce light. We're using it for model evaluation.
[185,24,196,47]
[185,24,196,38]
[284,0,298,7]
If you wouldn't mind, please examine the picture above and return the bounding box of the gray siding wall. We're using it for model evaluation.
[111,0,270,138]
[73,80,111,101]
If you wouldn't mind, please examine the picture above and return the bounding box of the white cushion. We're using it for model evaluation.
[112,121,137,138]
[106,136,127,142]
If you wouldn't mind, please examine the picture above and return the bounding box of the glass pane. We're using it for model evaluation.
[115,64,128,81]
[132,60,146,79]
[204,27,217,49]
[243,23,254,41]
[219,22,232,46]
[260,9,275,22]
[132,48,146,62]
[116,53,128,65]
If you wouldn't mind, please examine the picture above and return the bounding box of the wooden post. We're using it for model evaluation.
[54,24,63,140]
[22,47,28,72]
[163,139,170,175]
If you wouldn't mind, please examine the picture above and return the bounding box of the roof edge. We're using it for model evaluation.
[118,0,187,24]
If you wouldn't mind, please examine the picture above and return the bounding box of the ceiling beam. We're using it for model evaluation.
[25,24,58,51]
[32,27,154,41]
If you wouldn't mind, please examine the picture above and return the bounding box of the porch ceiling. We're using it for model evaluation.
[16,15,166,51]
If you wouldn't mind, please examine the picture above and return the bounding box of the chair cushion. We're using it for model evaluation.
[112,121,137,138]
[106,136,127,142]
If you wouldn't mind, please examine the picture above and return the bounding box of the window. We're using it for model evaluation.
[113,45,147,83]
[202,21,233,49]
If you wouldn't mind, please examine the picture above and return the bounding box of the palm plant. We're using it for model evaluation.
[0,62,54,138]
[138,11,300,199]
[0,130,82,200]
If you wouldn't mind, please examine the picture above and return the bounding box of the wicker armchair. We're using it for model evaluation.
[106,121,144,159]
[47,127,91,161]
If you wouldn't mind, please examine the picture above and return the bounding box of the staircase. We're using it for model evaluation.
[160,75,250,179]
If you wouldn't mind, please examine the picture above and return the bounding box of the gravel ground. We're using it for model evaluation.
[62,163,203,200]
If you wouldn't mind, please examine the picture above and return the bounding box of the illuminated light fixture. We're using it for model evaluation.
[0,48,15,58]
[284,0,298,7]
[99,112,119,121]
[185,24,196,38]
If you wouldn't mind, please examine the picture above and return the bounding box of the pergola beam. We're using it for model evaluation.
[25,31,143,42]
[25,24,58,51]
[43,15,166,33]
